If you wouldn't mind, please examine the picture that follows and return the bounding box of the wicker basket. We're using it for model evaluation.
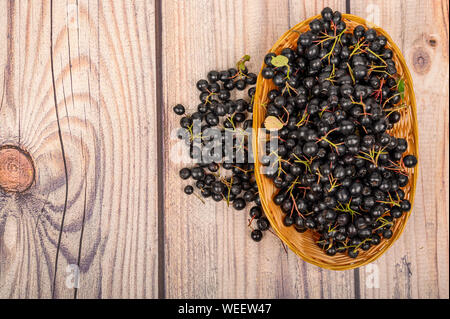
[252,14,419,270]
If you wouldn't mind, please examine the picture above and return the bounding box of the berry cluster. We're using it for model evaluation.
[260,7,417,258]
[174,56,270,242]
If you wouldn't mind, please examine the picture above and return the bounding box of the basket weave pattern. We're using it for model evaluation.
[252,14,419,270]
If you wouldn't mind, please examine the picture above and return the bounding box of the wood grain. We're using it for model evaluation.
[350,0,449,299]
[0,0,159,298]
[0,0,447,299]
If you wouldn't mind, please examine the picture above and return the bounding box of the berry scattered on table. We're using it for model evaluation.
[173,55,271,242]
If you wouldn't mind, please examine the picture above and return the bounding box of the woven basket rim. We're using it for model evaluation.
[252,13,419,270]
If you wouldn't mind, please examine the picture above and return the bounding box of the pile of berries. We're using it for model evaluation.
[259,7,417,258]
[174,56,270,242]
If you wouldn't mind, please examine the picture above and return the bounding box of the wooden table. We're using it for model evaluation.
[0,0,448,299]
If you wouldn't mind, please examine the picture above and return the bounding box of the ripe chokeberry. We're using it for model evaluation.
[196,79,209,91]
[235,79,246,90]
[250,206,262,219]
[179,168,191,180]
[262,67,275,79]
[257,218,270,231]
[207,70,219,83]
[180,117,192,129]
[403,155,417,168]
[184,185,194,195]
[251,230,263,242]
[173,104,185,115]
[233,198,246,210]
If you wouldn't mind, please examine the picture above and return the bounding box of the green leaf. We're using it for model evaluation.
[271,55,289,68]
[237,55,251,72]
[397,78,405,99]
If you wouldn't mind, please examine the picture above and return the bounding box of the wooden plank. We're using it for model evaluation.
[162,0,356,298]
[0,0,159,298]
[350,0,449,299]
[0,0,60,298]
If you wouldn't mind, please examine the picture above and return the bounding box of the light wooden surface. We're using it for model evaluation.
[0,0,448,299]
[351,0,449,299]
[0,0,159,298]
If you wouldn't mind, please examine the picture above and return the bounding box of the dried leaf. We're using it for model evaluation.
[264,116,284,131]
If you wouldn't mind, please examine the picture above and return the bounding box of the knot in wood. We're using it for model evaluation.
[412,47,431,74]
[0,146,35,193]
